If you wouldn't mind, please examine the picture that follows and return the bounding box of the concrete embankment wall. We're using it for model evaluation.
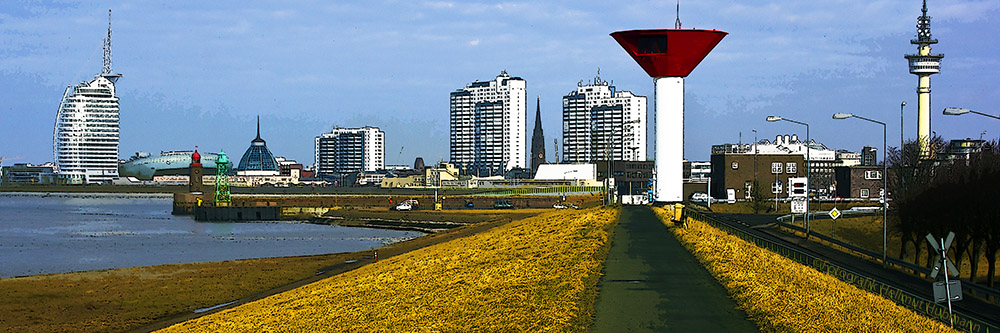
[174,192,600,221]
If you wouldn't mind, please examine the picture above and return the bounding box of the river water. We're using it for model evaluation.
[0,193,422,278]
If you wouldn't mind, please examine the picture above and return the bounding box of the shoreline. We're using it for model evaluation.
[127,215,521,332]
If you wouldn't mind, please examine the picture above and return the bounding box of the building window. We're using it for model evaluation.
[786,162,797,174]
[771,162,782,174]
[865,170,882,180]
[860,188,870,198]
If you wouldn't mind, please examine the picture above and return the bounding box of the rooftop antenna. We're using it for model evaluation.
[256,115,261,140]
[102,9,113,75]
[674,1,682,29]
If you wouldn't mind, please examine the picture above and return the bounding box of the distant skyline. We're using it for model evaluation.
[1,1,997,166]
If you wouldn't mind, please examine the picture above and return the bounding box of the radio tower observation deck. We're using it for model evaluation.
[904,0,943,157]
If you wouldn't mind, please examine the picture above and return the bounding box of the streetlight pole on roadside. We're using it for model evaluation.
[900,101,906,155]
[766,116,810,238]
[943,107,1000,120]
[833,112,888,266]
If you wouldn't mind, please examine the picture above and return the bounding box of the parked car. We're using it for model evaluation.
[394,202,412,211]
[690,192,710,202]
[493,200,513,209]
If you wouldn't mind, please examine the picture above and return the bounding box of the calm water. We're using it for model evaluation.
[0,193,422,278]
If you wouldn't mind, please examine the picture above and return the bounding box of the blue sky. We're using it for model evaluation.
[1,1,997,167]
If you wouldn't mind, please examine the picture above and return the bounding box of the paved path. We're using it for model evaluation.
[592,206,758,332]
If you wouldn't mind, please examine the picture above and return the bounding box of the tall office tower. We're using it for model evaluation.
[315,126,385,176]
[53,10,123,184]
[562,73,646,163]
[530,97,546,174]
[904,0,943,157]
[449,71,527,175]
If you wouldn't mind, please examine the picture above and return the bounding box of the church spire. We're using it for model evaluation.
[530,96,546,175]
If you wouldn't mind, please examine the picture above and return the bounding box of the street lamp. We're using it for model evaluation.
[833,112,888,266]
[766,115,810,238]
[943,107,1000,120]
[900,101,906,156]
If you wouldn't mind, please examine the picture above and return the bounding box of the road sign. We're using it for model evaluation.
[926,232,959,279]
[926,231,961,327]
[829,207,841,220]
[934,280,963,303]
[788,177,807,198]
[791,198,807,213]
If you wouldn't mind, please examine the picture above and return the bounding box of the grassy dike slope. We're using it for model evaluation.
[652,207,955,332]
[163,207,618,332]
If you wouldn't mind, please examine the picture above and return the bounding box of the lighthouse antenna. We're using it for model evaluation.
[674,1,682,29]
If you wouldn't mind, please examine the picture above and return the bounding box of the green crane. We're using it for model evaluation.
[215,151,231,206]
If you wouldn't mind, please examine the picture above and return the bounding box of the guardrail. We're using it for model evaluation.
[774,218,1000,306]
[686,209,998,333]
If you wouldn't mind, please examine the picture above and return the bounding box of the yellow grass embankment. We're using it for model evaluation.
[652,207,955,332]
[162,207,618,332]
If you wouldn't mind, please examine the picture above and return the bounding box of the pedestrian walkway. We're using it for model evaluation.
[592,206,757,332]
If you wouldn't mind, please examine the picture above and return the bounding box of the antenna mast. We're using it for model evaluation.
[103,9,113,75]
[674,1,682,29]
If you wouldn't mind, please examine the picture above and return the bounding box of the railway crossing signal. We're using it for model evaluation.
[926,232,961,327]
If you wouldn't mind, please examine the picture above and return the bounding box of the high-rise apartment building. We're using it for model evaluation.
[53,10,122,184]
[449,71,526,175]
[562,74,646,163]
[315,126,385,176]
[861,146,878,166]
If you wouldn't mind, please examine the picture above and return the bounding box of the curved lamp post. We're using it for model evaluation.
[833,112,888,266]
[766,116,810,237]
[943,107,1000,120]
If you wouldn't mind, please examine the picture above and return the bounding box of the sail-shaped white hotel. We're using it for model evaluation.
[53,10,122,184]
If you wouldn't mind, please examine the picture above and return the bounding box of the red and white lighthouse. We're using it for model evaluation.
[611,28,726,203]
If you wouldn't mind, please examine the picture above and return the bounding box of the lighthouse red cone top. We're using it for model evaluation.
[610,29,727,78]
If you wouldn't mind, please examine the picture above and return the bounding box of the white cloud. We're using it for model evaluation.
[468,38,480,46]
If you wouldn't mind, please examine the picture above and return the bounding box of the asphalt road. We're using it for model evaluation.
[592,206,758,332]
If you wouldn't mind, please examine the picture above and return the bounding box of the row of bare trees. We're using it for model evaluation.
[890,137,1000,288]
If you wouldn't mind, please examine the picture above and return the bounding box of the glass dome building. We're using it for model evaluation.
[236,117,280,176]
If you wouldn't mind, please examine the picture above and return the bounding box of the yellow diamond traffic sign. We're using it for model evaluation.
[829,207,841,220]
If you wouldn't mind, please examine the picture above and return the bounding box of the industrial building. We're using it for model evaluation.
[1,163,57,184]
[449,71,527,175]
[314,126,385,177]
[561,74,646,163]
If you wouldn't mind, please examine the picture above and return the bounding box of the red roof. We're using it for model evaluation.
[190,150,202,168]
[611,29,727,78]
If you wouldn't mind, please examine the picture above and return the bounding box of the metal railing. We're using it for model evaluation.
[686,209,997,333]
[774,218,1000,305]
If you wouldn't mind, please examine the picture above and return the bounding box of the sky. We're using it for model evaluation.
[1,1,998,167]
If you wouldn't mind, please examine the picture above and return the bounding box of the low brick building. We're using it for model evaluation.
[833,165,884,199]
[710,154,805,201]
